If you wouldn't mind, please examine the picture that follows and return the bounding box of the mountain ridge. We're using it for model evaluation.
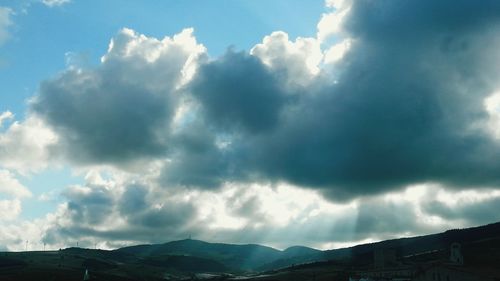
[1,221,499,280]
[114,221,500,271]
[115,238,316,270]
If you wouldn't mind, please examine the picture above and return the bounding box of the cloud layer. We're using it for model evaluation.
[40,171,500,251]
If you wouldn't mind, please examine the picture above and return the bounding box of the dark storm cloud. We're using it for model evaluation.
[131,203,196,229]
[32,68,172,164]
[118,185,148,215]
[30,28,204,165]
[190,50,289,133]
[185,0,500,200]
[344,0,500,40]
[423,196,500,225]
[119,185,197,229]
[43,182,197,245]
[30,1,500,202]
[160,119,242,188]
[157,113,247,189]
[63,185,115,225]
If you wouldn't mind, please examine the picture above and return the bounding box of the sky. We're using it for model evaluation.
[1,0,500,251]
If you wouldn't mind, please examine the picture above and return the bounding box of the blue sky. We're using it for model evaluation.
[1,0,500,252]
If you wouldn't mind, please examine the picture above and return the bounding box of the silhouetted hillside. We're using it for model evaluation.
[282,246,321,258]
[257,221,500,270]
[142,255,228,273]
[321,221,500,264]
[1,221,500,280]
[116,239,283,270]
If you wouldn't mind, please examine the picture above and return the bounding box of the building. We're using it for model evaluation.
[449,243,463,265]
[413,264,499,281]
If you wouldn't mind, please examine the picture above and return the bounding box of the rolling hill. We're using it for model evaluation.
[115,238,317,270]
[0,221,499,280]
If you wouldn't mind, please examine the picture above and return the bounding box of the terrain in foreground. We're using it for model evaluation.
[1,222,500,280]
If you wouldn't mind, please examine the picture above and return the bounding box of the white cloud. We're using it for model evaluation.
[2,162,499,251]
[484,91,500,139]
[0,111,13,127]
[0,216,53,251]
[0,199,21,221]
[0,169,31,198]
[42,0,70,7]
[0,7,12,46]
[251,31,323,86]
[33,166,469,250]
[38,190,59,202]
[0,116,58,174]
[323,38,352,64]
[42,172,359,249]
[317,1,351,43]
[101,27,206,90]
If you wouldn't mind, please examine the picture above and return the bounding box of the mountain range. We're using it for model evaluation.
[0,221,499,280]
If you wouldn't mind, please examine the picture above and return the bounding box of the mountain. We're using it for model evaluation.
[282,246,321,258]
[258,221,500,270]
[1,221,500,280]
[116,239,284,270]
[115,222,500,272]
[255,246,322,271]
[321,221,500,264]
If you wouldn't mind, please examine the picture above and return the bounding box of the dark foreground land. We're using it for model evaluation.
[1,222,500,281]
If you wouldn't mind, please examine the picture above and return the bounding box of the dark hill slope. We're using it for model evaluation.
[322,221,500,263]
[116,239,284,270]
[258,221,500,270]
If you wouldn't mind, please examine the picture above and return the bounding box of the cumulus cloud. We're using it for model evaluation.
[32,28,206,166]
[423,189,500,226]
[0,116,58,173]
[0,169,31,198]
[41,170,497,250]
[0,7,12,46]
[190,50,288,134]
[0,199,21,220]
[42,169,198,248]
[0,218,52,251]
[0,111,13,127]
[251,31,323,86]
[181,0,500,201]
[42,170,360,249]
[160,119,238,188]
[317,0,350,43]
[31,0,500,201]
[323,38,351,64]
